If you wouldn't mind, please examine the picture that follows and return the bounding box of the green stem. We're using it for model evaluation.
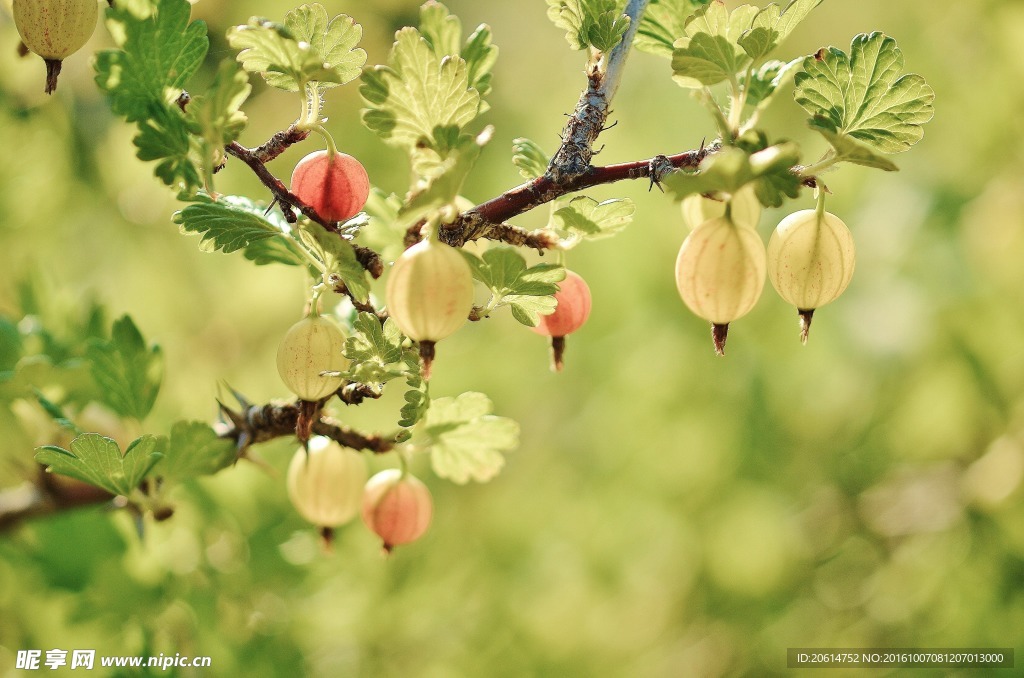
[800,153,839,178]
[309,283,326,316]
[312,125,338,158]
[815,185,827,219]
[699,88,733,143]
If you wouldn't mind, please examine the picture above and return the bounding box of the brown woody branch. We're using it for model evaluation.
[434,148,712,248]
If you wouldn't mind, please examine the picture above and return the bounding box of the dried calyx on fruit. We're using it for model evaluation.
[385,238,474,379]
[361,468,433,553]
[675,212,767,355]
[767,204,856,343]
[287,436,368,545]
[276,313,349,401]
[290,150,370,223]
[531,269,592,371]
[13,0,98,94]
[681,185,762,232]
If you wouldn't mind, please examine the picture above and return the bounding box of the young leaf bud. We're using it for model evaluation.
[13,0,98,94]
[287,436,368,528]
[767,209,856,343]
[276,315,349,401]
[361,469,433,553]
[290,151,370,223]
[675,216,767,355]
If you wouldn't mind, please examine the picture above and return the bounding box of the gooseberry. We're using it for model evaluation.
[287,436,368,528]
[290,151,370,222]
[675,216,767,355]
[361,469,433,553]
[276,314,349,401]
[385,239,475,378]
[531,269,592,371]
[13,0,97,94]
[767,209,856,343]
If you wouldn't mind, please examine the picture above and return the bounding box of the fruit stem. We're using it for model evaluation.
[419,341,436,380]
[319,526,335,553]
[815,185,827,220]
[798,309,814,344]
[550,336,567,372]
[44,59,63,95]
[711,323,729,356]
[311,125,339,159]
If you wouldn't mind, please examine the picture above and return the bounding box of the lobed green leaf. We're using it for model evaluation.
[424,392,520,484]
[86,316,163,422]
[36,433,163,497]
[157,421,236,481]
[173,195,305,267]
[635,0,711,58]
[794,32,935,157]
[551,196,635,248]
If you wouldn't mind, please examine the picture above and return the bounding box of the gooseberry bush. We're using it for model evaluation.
[0,0,933,550]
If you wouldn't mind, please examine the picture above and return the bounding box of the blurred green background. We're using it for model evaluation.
[2,0,1024,676]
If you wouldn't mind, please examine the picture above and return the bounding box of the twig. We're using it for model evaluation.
[437,147,712,247]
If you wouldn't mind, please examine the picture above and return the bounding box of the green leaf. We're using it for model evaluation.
[512,138,549,180]
[295,222,371,302]
[663,144,802,208]
[157,421,236,481]
[173,195,305,266]
[400,127,493,226]
[186,60,251,185]
[461,248,564,325]
[86,316,163,421]
[743,58,802,110]
[94,0,209,123]
[35,433,164,496]
[671,0,757,89]
[94,0,209,193]
[132,102,201,192]
[738,0,822,62]
[280,4,366,90]
[361,6,489,173]
[794,32,935,156]
[635,0,711,58]
[546,0,629,52]
[807,117,899,171]
[419,2,497,97]
[551,196,635,248]
[672,32,741,87]
[425,392,519,484]
[398,355,428,429]
[227,5,365,92]
[344,315,408,387]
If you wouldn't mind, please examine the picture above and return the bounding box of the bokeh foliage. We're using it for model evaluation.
[1,0,1023,676]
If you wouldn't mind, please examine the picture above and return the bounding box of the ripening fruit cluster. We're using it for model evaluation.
[287,437,433,552]
[13,0,98,94]
[675,194,856,353]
